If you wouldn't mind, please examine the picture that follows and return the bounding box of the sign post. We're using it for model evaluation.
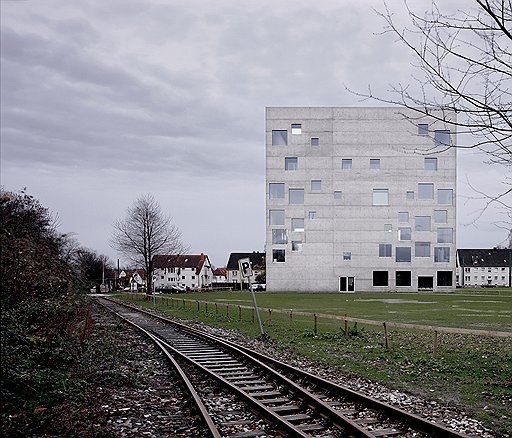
[238,258,264,337]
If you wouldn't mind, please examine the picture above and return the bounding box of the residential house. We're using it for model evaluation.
[457,248,511,287]
[226,252,266,287]
[152,254,213,290]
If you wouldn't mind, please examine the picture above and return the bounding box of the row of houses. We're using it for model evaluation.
[119,248,510,292]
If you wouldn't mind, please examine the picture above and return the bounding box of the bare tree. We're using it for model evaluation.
[110,194,187,295]
[352,0,511,208]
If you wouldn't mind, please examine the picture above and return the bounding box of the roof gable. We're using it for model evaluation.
[153,254,209,274]
[226,252,265,270]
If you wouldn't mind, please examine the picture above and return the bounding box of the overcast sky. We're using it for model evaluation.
[1,0,509,268]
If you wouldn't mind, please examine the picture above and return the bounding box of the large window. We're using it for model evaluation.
[373,189,389,205]
[373,271,389,286]
[272,249,285,262]
[291,218,304,231]
[342,159,352,169]
[272,130,288,145]
[269,183,285,199]
[424,157,438,170]
[396,247,412,262]
[370,159,380,169]
[269,210,285,225]
[434,130,451,146]
[398,227,411,240]
[379,244,392,257]
[311,180,322,191]
[415,216,431,231]
[418,183,434,199]
[438,189,453,205]
[291,123,302,134]
[434,210,448,223]
[272,229,288,244]
[396,271,412,286]
[289,188,304,204]
[437,227,453,243]
[434,247,450,262]
[285,157,298,170]
[437,271,453,286]
[415,241,431,257]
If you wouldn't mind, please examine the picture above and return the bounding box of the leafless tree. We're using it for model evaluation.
[110,194,188,295]
[352,0,511,209]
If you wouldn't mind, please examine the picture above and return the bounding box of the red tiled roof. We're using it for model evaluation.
[153,254,208,275]
[213,267,227,277]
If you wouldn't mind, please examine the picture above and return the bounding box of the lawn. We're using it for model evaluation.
[117,290,512,436]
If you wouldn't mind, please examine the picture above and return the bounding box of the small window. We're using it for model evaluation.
[272,130,288,145]
[292,241,303,251]
[434,130,451,146]
[334,190,342,200]
[438,189,453,205]
[398,227,411,241]
[343,251,352,261]
[415,216,431,231]
[396,247,412,262]
[424,158,438,170]
[384,224,392,232]
[434,247,450,262]
[269,183,285,199]
[373,271,388,286]
[437,227,453,243]
[437,271,453,286]
[289,188,304,204]
[272,249,285,262]
[291,123,302,134]
[418,183,434,199]
[379,244,392,257]
[373,189,389,206]
[272,229,288,244]
[269,210,285,225]
[285,157,298,170]
[308,211,317,219]
[434,210,448,223]
[418,123,429,135]
[341,159,352,169]
[415,242,431,257]
[311,137,319,146]
[370,159,380,169]
[291,218,304,231]
[311,180,322,191]
[406,191,414,200]
[398,212,409,222]
[396,271,411,286]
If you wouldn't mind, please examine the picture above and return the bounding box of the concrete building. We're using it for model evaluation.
[457,248,512,287]
[265,107,457,292]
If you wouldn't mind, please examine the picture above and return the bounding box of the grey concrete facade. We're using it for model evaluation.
[265,107,457,292]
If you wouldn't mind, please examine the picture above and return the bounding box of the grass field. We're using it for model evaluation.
[117,290,512,436]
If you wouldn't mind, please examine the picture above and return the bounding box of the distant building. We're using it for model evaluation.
[152,254,213,290]
[266,107,457,292]
[457,248,512,287]
[226,252,265,286]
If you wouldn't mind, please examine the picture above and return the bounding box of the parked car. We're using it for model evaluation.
[157,285,187,294]
[252,283,266,291]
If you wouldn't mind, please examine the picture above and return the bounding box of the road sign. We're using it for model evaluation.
[238,258,253,278]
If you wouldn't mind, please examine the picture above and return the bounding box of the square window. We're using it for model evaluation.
[373,189,389,205]
[434,210,448,223]
[269,210,285,225]
[434,130,451,146]
[438,189,453,205]
[434,247,450,262]
[437,227,453,243]
[370,159,380,169]
[437,271,453,286]
[418,183,434,199]
[285,157,298,170]
[291,123,302,134]
[373,271,388,286]
[269,183,285,199]
[406,191,414,200]
[311,137,319,146]
[379,244,392,257]
[415,241,431,257]
[424,157,438,170]
[308,211,316,219]
[398,227,411,240]
[384,224,392,232]
[272,249,285,262]
[396,271,411,286]
[289,188,304,204]
[342,159,352,169]
[415,216,431,231]
[343,251,352,260]
[292,241,303,251]
[334,190,342,200]
[418,123,429,135]
[398,212,409,222]
[272,229,288,244]
[291,218,304,231]
[396,247,411,262]
[272,130,288,145]
[311,180,322,191]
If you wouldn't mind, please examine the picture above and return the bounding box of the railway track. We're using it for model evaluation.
[98,297,470,438]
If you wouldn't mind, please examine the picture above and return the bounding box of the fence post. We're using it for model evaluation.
[383,322,390,350]
[238,305,242,321]
[205,302,208,313]
[314,314,318,336]
[196,300,199,311]
[182,299,185,309]
[268,308,272,324]
[215,303,218,313]
[344,314,349,338]
[226,304,229,317]
[289,310,293,327]
[432,330,439,358]
[252,308,254,323]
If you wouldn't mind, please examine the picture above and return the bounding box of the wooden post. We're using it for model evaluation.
[344,314,349,338]
[383,322,390,350]
[314,314,318,336]
[432,330,439,358]
[289,310,293,327]
[182,299,185,309]
[238,305,242,321]
[226,304,229,317]
[196,300,199,311]
[251,308,254,323]
[205,302,208,313]
[215,303,218,313]
[268,308,272,324]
